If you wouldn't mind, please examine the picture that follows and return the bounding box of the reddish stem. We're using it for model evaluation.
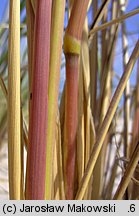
[25,0,52,200]
[64,0,90,200]
[65,54,78,199]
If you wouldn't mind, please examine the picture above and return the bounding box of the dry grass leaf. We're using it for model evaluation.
[8,0,22,199]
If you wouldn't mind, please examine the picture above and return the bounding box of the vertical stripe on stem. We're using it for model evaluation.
[25,0,52,200]
[8,0,21,200]
[64,0,90,200]
[45,0,65,200]
[64,54,78,199]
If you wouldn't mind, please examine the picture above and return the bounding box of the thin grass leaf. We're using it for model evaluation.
[90,8,139,35]
[45,0,65,200]
[75,39,139,200]
[113,142,139,200]
[8,0,22,199]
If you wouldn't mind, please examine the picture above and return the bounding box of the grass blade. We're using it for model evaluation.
[75,39,139,200]
[113,142,139,200]
[8,0,21,199]
[45,0,65,200]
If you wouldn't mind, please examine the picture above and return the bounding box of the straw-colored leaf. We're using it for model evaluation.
[75,39,139,200]
[45,0,65,200]
[8,0,22,199]
[113,142,139,200]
